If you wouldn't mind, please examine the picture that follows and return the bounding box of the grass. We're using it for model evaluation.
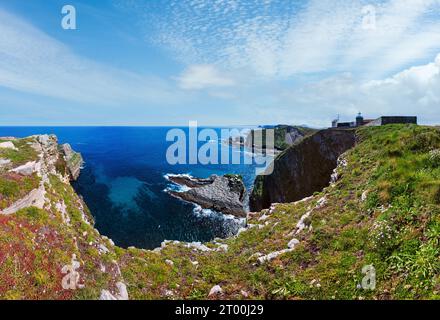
[249,125,317,151]
[0,135,121,299]
[117,124,440,300]
[0,138,38,166]
[1,125,439,300]
[0,173,40,210]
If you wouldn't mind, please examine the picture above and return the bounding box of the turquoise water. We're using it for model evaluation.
[0,127,263,249]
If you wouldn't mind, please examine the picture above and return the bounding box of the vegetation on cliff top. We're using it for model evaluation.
[0,138,38,166]
[117,124,439,300]
[1,125,439,300]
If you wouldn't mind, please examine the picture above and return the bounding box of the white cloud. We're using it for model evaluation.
[176,64,235,90]
[126,0,440,79]
[0,8,179,106]
[249,53,440,127]
[362,53,440,112]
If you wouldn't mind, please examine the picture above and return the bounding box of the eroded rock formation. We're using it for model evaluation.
[250,129,356,211]
[166,174,247,217]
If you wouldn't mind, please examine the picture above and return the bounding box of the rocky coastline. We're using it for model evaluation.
[166,174,247,218]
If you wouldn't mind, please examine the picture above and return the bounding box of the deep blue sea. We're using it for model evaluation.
[0,127,265,249]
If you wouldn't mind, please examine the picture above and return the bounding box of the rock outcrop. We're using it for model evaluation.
[0,141,18,150]
[166,174,247,217]
[59,143,83,181]
[0,134,127,300]
[250,129,356,211]
[1,135,84,215]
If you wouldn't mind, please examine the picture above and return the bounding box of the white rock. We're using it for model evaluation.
[361,190,368,202]
[55,201,70,224]
[116,282,129,300]
[257,249,293,265]
[98,244,109,254]
[208,285,223,297]
[10,161,40,176]
[100,290,117,300]
[269,204,278,214]
[287,238,300,249]
[0,158,11,167]
[165,259,174,267]
[0,141,17,150]
[216,244,229,252]
[38,135,51,146]
[164,289,174,297]
[315,196,327,209]
[240,290,249,298]
[0,185,46,215]
[237,227,248,235]
[295,210,312,234]
[248,252,263,262]
[186,242,212,252]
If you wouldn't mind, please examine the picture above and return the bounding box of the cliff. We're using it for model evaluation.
[246,125,317,151]
[59,143,83,181]
[1,125,439,300]
[250,128,356,211]
[227,125,317,152]
[0,135,127,300]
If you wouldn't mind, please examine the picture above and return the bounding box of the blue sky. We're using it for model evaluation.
[1,0,440,126]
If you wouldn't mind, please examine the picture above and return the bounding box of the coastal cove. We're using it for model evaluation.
[0,126,264,249]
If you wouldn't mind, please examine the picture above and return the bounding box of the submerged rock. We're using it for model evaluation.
[167,174,247,217]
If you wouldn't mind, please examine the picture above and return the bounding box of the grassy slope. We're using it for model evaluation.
[0,125,439,300]
[0,138,40,209]
[0,138,38,166]
[119,124,440,300]
[0,137,120,300]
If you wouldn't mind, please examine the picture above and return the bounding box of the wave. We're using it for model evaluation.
[163,173,193,181]
[163,184,192,193]
[163,173,193,193]
[193,204,246,225]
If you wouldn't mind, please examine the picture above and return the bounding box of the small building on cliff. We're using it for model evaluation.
[332,113,417,128]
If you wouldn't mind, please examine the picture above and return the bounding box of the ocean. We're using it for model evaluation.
[0,127,264,249]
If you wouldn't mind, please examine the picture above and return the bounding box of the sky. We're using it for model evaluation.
[0,0,440,127]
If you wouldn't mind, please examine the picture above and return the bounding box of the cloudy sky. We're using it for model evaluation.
[0,0,440,126]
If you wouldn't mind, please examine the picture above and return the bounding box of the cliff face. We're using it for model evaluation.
[245,125,317,151]
[227,125,317,152]
[250,129,356,211]
[167,174,247,217]
[0,135,127,300]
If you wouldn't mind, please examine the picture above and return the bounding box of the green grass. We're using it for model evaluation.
[118,124,440,300]
[1,126,439,300]
[0,138,38,166]
[0,173,40,209]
